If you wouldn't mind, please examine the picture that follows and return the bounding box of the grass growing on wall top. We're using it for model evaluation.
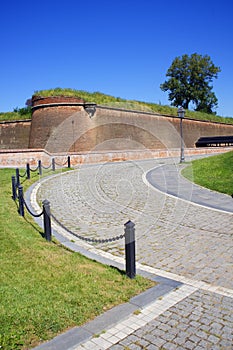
[0,111,31,122]
[33,88,233,123]
[1,88,233,124]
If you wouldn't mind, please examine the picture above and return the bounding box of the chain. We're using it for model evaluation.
[41,163,52,170]
[22,197,44,217]
[29,166,39,172]
[19,170,27,178]
[54,159,68,167]
[51,213,125,244]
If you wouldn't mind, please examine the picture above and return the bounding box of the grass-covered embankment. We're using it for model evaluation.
[0,168,153,350]
[182,151,233,195]
[1,88,233,124]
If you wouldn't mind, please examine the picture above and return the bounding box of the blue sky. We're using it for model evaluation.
[1,0,232,117]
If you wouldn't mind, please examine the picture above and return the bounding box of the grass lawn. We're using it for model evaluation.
[0,168,154,350]
[182,150,233,196]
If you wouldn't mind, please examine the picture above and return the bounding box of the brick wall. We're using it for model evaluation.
[0,120,31,149]
[1,96,233,153]
[0,147,231,168]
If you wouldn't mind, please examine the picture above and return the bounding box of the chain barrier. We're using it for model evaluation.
[12,182,52,241]
[54,159,68,167]
[11,170,136,277]
[22,197,44,218]
[29,165,39,172]
[51,213,125,244]
[41,162,52,170]
[19,169,27,178]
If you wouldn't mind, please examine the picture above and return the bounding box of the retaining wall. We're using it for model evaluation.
[1,96,233,153]
[28,97,233,153]
[0,147,232,168]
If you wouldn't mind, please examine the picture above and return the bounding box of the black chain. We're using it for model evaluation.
[19,170,27,178]
[41,163,52,170]
[29,166,39,172]
[51,213,125,244]
[54,159,68,167]
[22,197,44,218]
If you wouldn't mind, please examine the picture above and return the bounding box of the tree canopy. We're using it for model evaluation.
[160,53,221,114]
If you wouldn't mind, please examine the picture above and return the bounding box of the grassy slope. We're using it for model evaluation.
[0,168,153,350]
[182,151,233,195]
[1,88,232,124]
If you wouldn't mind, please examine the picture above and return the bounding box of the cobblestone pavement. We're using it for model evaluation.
[36,156,233,349]
[108,290,233,350]
[37,157,233,290]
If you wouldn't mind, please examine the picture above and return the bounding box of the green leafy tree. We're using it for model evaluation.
[160,53,221,113]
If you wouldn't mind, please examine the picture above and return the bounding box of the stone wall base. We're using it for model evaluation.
[0,147,232,168]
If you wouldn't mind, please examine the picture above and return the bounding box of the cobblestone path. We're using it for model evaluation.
[36,157,233,349]
[37,158,233,290]
[108,290,233,350]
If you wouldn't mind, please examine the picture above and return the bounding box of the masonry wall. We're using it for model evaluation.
[0,120,31,149]
[29,97,233,153]
[1,95,233,153]
[0,147,231,168]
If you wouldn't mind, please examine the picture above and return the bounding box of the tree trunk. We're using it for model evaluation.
[183,100,189,109]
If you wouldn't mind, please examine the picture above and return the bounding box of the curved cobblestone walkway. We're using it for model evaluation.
[37,158,233,290]
[35,157,233,349]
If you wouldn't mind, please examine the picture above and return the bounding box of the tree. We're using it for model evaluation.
[160,53,221,113]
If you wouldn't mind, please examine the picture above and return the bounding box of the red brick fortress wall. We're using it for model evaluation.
[1,95,233,153]
[29,96,233,153]
[0,120,31,149]
[29,95,85,150]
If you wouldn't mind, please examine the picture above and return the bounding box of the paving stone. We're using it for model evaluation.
[184,340,196,349]
[37,159,233,289]
[34,158,233,350]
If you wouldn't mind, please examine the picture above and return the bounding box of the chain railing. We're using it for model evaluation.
[11,156,136,278]
[54,156,70,168]
[14,156,71,185]
[51,213,125,244]
[51,213,136,278]
[12,181,52,241]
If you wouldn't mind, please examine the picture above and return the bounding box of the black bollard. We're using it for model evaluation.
[52,158,55,171]
[26,163,30,179]
[16,168,20,187]
[11,175,17,200]
[38,160,42,175]
[43,199,52,241]
[18,185,25,217]
[124,220,136,279]
[67,156,71,168]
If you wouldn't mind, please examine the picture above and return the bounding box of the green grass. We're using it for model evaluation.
[1,88,232,123]
[0,168,154,350]
[182,151,233,195]
[34,88,233,123]
[0,108,31,122]
[0,111,31,122]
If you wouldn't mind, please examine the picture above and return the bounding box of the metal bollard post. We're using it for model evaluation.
[43,199,52,241]
[26,163,30,179]
[52,158,55,171]
[11,175,17,200]
[124,220,136,279]
[16,168,20,187]
[18,185,25,217]
[67,156,71,168]
[38,160,42,175]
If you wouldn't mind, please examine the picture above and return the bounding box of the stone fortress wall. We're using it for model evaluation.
[1,95,233,152]
[0,120,31,149]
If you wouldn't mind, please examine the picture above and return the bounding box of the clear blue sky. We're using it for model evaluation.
[1,0,233,117]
